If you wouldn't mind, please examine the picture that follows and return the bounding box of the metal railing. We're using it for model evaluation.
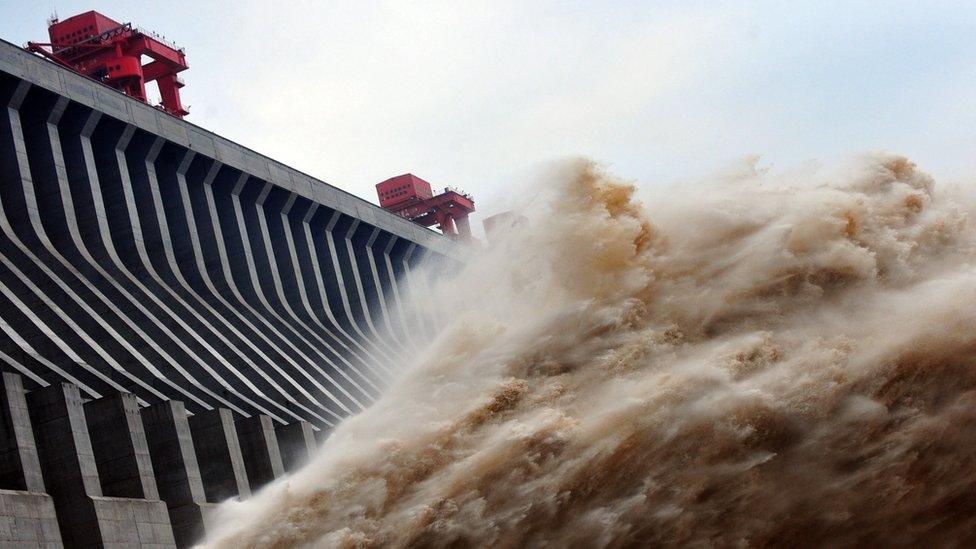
[133,26,185,53]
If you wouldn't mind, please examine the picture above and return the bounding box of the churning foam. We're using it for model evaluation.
[200,155,976,547]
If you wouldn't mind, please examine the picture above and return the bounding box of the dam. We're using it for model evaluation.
[0,30,460,547]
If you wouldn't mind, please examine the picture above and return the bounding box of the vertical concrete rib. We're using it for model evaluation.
[341,220,404,367]
[321,212,398,372]
[0,80,153,401]
[41,100,242,409]
[193,166,382,410]
[228,178,360,417]
[177,160,363,426]
[93,127,299,420]
[368,233,413,350]
[359,227,404,349]
[25,383,99,539]
[0,372,45,492]
[141,400,215,547]
[188,408,250,502]
[101,128,323,425]
[83,391,159,499]
[0,373,61,547]
[16,88,208,405]
[275,420,318,473]
[174,168,359,415]
[361,228,417,354]
[381,236,423,351]
[300,204,391,388]
[0,49,465,435]
[26,382,176,547]
[235,415,284,490]
[280,198,384,396]
[133,142,335,423]
[253,188,375,406]
[396,244,429,343]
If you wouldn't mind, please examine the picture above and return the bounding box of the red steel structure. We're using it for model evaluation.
[27,11,189,118]
[376,174,476,240]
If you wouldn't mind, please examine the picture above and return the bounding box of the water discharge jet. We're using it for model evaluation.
[200,155,976,547]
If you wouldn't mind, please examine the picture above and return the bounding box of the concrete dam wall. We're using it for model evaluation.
[0,39,459,546]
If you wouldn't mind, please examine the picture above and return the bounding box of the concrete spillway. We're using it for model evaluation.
[0,38,460,546]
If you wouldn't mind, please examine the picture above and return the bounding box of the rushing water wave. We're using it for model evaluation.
[200,155,976,547]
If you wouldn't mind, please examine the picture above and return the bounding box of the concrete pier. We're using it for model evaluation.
[314,427,333,448]
[188,408,251,502]
[0,490,61,547]
[236,414,285,490]
[0,373,45,493]
[141,400,216,547]
[0,372,61,547]
[84,392,159,500]
[0,372,339,546]
[277,420,319,472]
[27,382,175,547]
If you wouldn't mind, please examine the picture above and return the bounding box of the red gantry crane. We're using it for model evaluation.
[376,174,476,241]
[27,11,190,118]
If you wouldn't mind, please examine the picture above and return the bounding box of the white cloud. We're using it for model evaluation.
[187,3,744,210]
[151,0,976,225]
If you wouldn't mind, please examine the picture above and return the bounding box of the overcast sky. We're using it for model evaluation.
[3,1,976,223]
